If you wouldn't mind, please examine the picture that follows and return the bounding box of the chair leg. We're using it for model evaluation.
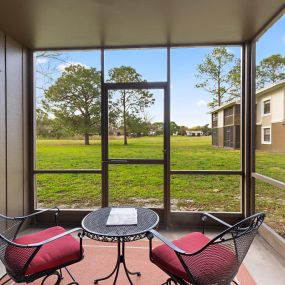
[162,278,178,285]
[65,267,79,285]
[41,271,62,285]
[40,267,79,285]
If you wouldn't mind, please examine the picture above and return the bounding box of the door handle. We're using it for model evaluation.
[109,159,128,164]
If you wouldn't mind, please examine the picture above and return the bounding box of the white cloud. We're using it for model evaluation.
[36,58,48,64]
[57,62,90,72]
[196,99,207,106]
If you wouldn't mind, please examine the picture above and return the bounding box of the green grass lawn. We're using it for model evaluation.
[36,136,285,237]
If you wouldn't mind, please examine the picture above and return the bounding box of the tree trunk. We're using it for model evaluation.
[123,91,128,145]
[84,133,90,145]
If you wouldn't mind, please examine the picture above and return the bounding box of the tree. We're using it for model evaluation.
[151,122,164,135]
[195,47,241,108]
[43,64,101,145]
[36,51,68,91]
[108,66,155,145]
[178,125,188,136]
[256,54,285,89]
[189,124,211,135]
[170,121,179,135]
[227,59,241,101]
[36,108,70,139]
[36,108,52,138]
[127,114,150,136]
[201,124,211,136]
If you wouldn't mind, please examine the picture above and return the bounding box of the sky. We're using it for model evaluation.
[36,15,285,127]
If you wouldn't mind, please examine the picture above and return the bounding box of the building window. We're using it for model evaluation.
[212,128,218,146]
[263,99,271,115]
[224,126,233,148]
[212,113,218,128]
[224,106,234,126]
[224,106,233,117]
[262,127,271,144]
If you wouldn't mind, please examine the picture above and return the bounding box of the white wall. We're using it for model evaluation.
[256,87,285,124]
[218,110,224,128]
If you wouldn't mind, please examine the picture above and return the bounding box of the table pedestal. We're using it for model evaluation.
[94,239,141,285]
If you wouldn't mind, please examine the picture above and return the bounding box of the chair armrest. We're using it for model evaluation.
[1,208,61,241]
[3,227,83,249]
[147,229,185,254]
[0,233,38,248]
[15,207,60,220]
[202,213,232,228]
[27,227,83,247]
[0,213,20,220]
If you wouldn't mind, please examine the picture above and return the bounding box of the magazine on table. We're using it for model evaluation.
[106,208,138,226]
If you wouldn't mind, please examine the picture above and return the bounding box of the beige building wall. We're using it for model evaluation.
[217,127,224,147]
[272,123,285,152]
[256,87,285,124]
[216,110,224,147]
[256,123,285,152]
[0,31,31,216]
[218,110,224,128]
[271,88,284,123]
[256,85,285,152]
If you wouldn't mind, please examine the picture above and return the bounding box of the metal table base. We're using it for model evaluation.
[94,239,141,285]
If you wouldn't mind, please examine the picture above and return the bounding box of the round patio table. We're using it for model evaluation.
[81,206,159,285]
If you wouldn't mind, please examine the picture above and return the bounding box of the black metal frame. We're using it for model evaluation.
[31,45,249,226]
[102,81,169,214]
[93,238,141,285]
[147,212,265,285]
[82,206,159,285]
[0,208,84,285]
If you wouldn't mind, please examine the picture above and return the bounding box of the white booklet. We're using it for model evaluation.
[106,208,137,226]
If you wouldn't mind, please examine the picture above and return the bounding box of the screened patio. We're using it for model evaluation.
[0,0,285,284]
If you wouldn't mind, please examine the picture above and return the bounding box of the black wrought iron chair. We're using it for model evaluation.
[0,208,84,285]
[147,212,265,285]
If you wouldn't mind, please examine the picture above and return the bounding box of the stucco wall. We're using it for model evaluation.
[256,123,285,152]
[218,110,223,128]
[256,84,285,152]
[256,87,285,124]
[217,127,224,147]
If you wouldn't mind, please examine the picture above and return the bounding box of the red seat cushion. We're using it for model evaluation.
[6,226,82,276]
[152,232,237,283]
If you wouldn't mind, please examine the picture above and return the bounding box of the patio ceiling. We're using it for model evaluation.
[0,0,284,50]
